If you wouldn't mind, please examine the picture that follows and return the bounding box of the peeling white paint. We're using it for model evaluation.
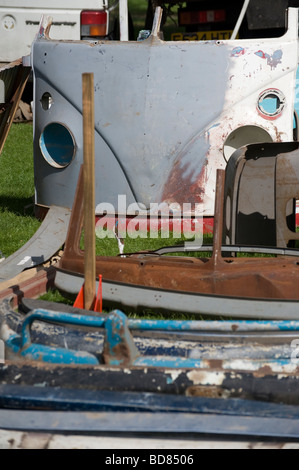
[223,359,299,373]
[187,370,226,386]
[165,370,181,383]
[34,382,48,388]
[0,323,16,342]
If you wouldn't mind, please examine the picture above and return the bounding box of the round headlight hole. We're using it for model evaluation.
[40,122,76,168]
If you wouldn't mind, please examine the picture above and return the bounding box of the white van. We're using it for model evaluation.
[0,0,121,64]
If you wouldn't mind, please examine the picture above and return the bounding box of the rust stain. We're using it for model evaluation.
[253,365,275,378]
[207,359,223,370]
[161,158,208,206]
[185,385,227,398]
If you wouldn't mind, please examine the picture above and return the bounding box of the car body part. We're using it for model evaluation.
[32,8,299,219]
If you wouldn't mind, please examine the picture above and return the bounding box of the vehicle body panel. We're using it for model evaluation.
[32,9,299,217]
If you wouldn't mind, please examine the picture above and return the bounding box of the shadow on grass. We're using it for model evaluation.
[0,195,35,216]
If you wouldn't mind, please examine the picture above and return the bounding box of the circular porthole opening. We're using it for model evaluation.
[223,125,273,161]
[257,89,285,119]
[40,122,76,168]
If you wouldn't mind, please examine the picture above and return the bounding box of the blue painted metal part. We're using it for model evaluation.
[103,310,139,366]
[5,308,299,367]
[134,356,295,371]
[5,309,106,365]
[6,338,99,365]
[20,309,106,349]
[128,318,299,332]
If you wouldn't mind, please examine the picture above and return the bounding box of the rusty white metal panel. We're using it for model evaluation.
[32,8,299,217]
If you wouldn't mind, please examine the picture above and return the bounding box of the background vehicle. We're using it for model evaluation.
[145,0,293,41]
[0,0,126,65]
[0,0,134,117]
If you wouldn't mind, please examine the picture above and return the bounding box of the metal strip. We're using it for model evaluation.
[0,205,71,281]
[1,409,299,438]
[55,269,299,320]
[1,384,299,417]
[147,244,299,257]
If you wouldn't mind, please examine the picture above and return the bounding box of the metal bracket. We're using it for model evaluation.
[103,310,140,366]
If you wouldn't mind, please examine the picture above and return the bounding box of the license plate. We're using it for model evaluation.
[171,30,234,41]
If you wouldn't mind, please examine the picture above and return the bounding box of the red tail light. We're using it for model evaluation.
[179,9,226,26]
[81,10,107,37]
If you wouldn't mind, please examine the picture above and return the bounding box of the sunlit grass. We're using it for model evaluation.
[39,288,74,305]
[0,123,40,258]
[81,227,209,257]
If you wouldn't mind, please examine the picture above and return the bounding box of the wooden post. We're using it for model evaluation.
[211,169,225,268]
[82,73,96,310]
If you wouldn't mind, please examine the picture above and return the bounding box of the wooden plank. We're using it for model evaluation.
[82,73,96,310]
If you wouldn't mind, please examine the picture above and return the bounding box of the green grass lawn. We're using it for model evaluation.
[128,0,148,31]
[0,122,40,258]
